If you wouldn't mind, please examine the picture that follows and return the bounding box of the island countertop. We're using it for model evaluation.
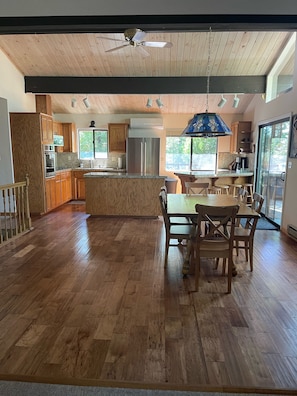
[84,172,165,179]
[174,170,253,178]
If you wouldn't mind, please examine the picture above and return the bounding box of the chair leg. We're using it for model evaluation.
[249,240,254,271]
[195,257,200,291]
[165,238,170,267]
[244,241,249,262]
[227,258,232,294]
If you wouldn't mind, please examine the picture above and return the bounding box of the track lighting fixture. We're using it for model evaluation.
[233,94,240,108]
[156,97,164,108]
[146,98,153,108]
[71,98,77,108]
[217,95,227,108]
[83,96,90,109]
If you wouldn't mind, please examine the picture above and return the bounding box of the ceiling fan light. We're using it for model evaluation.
[233,94,240,108]
[156,98,163,108]
[83,97,90,108]
[146,98,153,108]
[218,95,227,108]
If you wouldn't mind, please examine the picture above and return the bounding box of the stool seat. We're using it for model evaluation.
[229,183,242,197]
[216,184,230,194]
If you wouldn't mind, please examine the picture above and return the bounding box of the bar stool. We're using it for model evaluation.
[215,184,230,194]
[208,186,222,194]
[243,183,254,205]
[229,183,242,197]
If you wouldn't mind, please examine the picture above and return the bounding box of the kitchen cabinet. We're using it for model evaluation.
[230,121,252,153]
[41,113,54,144]
[10,112,53,214]
[35,94,52,115]
[62,123,77,152]
[108,123,128,153]
[45,177,56,212]
[45,171,72,212]
[73,170,88,200]
[53,121,63,153]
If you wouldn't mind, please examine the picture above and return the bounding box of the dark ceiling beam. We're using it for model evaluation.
[25,76,266,95]
[1,15,297,34]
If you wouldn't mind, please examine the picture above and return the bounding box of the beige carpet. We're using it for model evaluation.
[0,381,293,396]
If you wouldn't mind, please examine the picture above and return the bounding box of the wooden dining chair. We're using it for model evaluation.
[194,203,240,293]
[159,191,196,266]
[185,182,209,195]
[233,193,264,271]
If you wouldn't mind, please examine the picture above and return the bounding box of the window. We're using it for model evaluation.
[78,129,108,159]
[166,137,217,171]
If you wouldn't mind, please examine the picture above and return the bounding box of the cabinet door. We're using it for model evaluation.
[41,114,53,144]
[55,175,62,207]
[61,171,72,202]
[63,123,77,152]
[45,177,56,212]
[77,178,86,200]
[108,123,128,152]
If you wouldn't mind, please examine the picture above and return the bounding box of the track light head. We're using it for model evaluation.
[156,97,163,108]
[233,94,240,108]
[218,95,227,108]
[146,98,153,108]
[83,97,90,108]
[71,98,77,108]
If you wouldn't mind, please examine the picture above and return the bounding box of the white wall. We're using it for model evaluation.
[0,50,35,186]
[0,0,296,16]
[243,42,297,234]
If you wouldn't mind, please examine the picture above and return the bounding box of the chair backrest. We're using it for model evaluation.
[159,191,170,231]
[237,188,248,203]
[195,204,240,244]
[251,192,264,214]
[185,182,209,195]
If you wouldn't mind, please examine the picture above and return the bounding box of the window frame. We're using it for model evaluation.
[78,128,108,160]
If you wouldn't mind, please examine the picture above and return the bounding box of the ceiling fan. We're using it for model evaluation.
[99,28,173,57]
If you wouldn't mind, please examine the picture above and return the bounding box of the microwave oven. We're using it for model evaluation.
[53,134,64,147]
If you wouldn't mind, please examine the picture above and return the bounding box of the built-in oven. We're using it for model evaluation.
[44,144,56,178]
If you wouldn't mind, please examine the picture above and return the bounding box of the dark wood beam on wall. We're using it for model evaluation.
[25,76,266,95]
[1,14,297,34]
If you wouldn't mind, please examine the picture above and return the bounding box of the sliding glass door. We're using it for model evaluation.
[256,117,290,225]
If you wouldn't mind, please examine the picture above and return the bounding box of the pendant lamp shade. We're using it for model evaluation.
[181,28,232,138]
[182,112,232,137]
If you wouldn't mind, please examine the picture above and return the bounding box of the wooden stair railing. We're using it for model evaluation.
[0,176,32,246]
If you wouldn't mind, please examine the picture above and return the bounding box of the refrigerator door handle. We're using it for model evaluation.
[140,141,144,174]
[143,141,147,175]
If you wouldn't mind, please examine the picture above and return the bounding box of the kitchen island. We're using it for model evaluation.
[175,170,253,193]
[84,172,165,217]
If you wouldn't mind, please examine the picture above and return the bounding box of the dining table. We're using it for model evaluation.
[166,193,260,275]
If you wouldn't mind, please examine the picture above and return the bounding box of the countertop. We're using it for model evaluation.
[84,172,165,179]
[174,170,253,178]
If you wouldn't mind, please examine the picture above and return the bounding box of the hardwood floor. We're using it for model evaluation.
[0,202,297,394]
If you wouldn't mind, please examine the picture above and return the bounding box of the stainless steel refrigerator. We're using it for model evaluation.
[127,137,160,175]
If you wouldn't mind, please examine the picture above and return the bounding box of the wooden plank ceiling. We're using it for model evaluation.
[0,30,293,115]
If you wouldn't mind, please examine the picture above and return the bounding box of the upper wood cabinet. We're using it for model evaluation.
[108,123,128,153]
[230,121,252,154]
[35,94,52,115]
[62,123,77,152]
[41,113,54,144]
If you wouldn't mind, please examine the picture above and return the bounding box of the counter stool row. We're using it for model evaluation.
[186,181,254,201]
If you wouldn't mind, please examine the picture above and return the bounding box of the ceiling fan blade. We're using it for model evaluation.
[136,46,150,57]
[142,41,173,48]
[132,30,147,42]
[97,36,125,43]
[105,44,130,53]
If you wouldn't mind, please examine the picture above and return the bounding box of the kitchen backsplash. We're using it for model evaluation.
[56,152,126,169]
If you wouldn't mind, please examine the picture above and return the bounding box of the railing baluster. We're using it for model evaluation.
[0,178,32,246]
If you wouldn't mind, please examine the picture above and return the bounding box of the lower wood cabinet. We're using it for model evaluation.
[45,170,72,212]
[73,170,88,200]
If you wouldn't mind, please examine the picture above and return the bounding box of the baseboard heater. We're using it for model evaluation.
[287,224,297,241]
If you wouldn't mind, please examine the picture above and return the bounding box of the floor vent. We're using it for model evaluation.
[287,224,297,241]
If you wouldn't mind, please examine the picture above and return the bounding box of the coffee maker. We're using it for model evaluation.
[235,156,248,171]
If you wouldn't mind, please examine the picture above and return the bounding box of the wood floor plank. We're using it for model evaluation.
[0,203,297,393]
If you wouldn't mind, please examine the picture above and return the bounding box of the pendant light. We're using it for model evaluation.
[181,28,232,137]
